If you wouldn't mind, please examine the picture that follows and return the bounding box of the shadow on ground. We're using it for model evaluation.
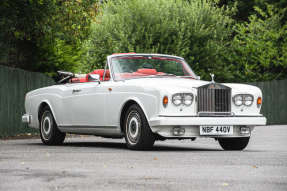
[26,141,222,152]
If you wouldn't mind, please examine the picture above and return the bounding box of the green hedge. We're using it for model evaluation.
[84,0,233,81]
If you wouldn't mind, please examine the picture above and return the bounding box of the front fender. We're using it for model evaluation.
[117,93,158,129]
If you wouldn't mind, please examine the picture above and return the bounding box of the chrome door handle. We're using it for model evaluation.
[72,89,82,93]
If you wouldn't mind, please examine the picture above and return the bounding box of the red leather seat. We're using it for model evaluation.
[70,69,110,83]
[136,69,157,75]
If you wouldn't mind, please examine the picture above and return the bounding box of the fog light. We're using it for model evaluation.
[172,127,185,136]
[240,127,250,135]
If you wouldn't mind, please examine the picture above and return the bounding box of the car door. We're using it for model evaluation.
[61,82,108,127]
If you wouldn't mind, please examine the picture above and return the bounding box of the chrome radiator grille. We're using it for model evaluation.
[197,83,231,114]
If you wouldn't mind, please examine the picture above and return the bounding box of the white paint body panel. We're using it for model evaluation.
[23,54,266,138]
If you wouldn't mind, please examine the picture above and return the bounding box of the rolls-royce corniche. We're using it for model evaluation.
[22,53,267,150]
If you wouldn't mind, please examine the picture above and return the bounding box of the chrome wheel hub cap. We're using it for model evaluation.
[41,112,52,140]
[129,117,139,139]
[126,111,141,144]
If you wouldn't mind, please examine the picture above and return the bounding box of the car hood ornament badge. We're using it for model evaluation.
[210,73,215,83]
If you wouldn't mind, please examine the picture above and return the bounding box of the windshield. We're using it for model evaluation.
[110,55,197,80]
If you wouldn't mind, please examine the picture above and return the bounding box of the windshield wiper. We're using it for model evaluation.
[179,76,195,79]
[156,73,177,77]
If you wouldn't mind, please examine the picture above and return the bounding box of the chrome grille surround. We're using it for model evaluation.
[197,83,231,115]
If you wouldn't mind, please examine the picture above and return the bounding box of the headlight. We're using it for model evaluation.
[233,94,254,106]
[172,94,182,106]
[233,95,243,106]
[183,94,193,106]
[172,93,193,106]
[244,95,254,106]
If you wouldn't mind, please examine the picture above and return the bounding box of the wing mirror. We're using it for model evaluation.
[87,74,101,83]
[196,76,201,80]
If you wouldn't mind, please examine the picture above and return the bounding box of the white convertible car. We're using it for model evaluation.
[22,53,266,150]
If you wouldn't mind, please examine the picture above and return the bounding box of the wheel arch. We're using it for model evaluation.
[119,98,151,133]
[37,100,58,124]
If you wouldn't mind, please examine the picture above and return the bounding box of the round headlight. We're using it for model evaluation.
[244,95,253,106]
[183,94,193,106]
[233,95,243,106]
[172,94,182,106]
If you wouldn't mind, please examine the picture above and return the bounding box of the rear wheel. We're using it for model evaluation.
[218,137,250,150]
[39,106,66,145]
[124,104,155,150]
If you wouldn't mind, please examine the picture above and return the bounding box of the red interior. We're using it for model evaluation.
[69,54,191,83]
[70,69,110,83]
[136,69,157,75]
[70,68,171,83]
[90,69,110,81]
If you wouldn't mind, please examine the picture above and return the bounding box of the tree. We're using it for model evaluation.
[214,0,287,22]
[85,0,234,81]
[0,0,99,75]
[225,5,287,82]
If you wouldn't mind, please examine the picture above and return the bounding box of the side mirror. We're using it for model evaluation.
[196,76,201,80]
[87,74,101,83]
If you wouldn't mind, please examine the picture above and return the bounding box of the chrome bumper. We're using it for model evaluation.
[22,114,32,124]
[149,115,266,138]
[149,115,267,127]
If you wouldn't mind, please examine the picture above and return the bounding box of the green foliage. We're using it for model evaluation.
[0,0,99,75]
[214,0,287,22]
[0,0,55,68]
[85,0,234,81]
[1,0,286,82]
[35,0,99,75]
[225,5,287,82]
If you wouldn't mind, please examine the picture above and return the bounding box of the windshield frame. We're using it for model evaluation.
[107,53,198,81]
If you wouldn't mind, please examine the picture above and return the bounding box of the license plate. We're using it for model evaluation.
[200,126,233,135]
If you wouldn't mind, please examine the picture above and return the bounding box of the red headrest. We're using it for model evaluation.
[137,69,157,75]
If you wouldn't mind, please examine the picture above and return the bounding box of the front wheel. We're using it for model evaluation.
[124,104,155,150]
[218,137,250,150]
[39,106,66,145]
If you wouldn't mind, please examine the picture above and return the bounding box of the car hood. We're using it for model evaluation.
[123,77,207,88]
[122,77,261,93]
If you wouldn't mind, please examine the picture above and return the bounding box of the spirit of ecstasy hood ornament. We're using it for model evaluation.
[210,73,215,83]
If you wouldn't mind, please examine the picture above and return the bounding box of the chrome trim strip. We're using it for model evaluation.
[58,126,122,136]
[59,125,117,129]
[158,114,264,117]
[198,112,235,117]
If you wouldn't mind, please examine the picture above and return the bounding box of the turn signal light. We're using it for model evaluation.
[257,97,262,105]
[163,96,168,107]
